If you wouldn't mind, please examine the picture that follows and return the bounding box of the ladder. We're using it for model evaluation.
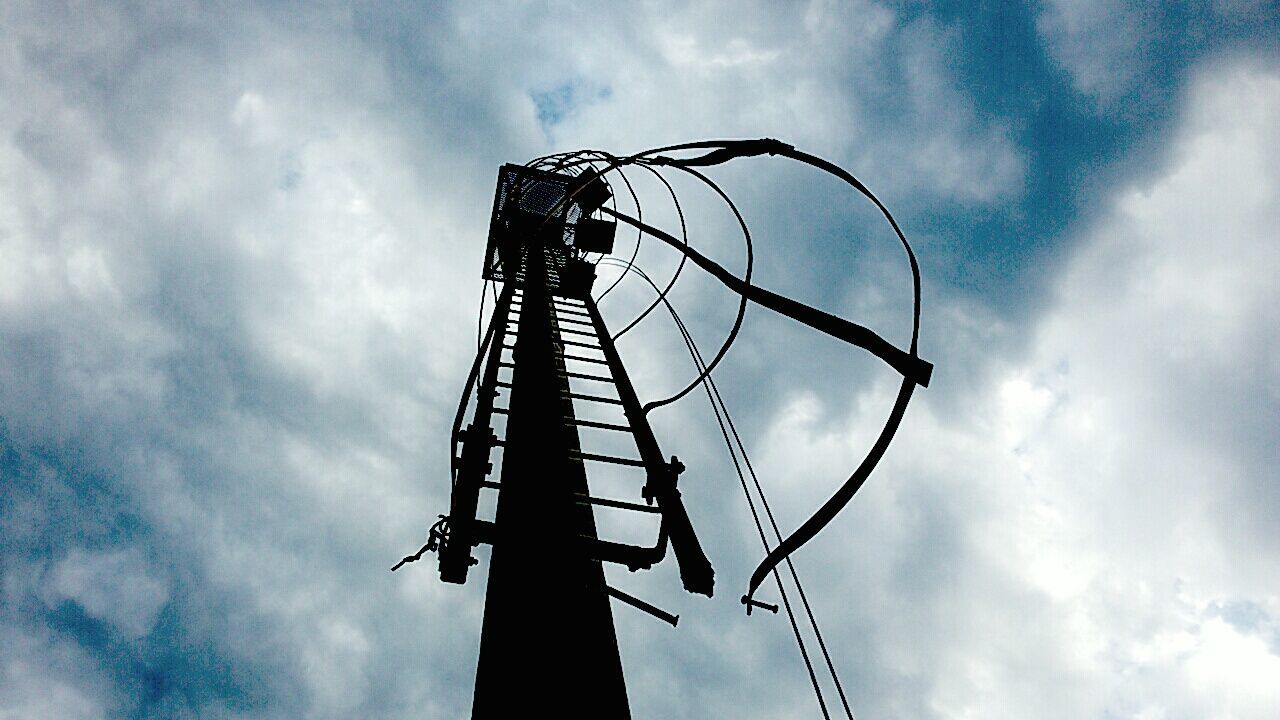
[442,263,714,594]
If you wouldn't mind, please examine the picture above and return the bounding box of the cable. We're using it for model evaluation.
[597,206,929,385]
[609,164,690,341]
[600,257,846,720]
[591,141,930,715]
[730,417,856,720]
[685,326,831,720]
[661,268,857,719]
[685,313,856,720]
[635,164,752,414]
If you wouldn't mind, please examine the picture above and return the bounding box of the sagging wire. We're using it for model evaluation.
[607,163,689,342]
[598,257,854,720]
[634,163,752,414]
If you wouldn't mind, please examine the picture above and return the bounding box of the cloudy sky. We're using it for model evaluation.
[2,2,1278,718]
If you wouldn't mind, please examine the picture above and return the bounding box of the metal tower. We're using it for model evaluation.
[438,164,714,718]
[400,141,934,720]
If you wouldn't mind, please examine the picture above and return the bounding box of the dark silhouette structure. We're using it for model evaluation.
[439,164,711,716]
[397,141,932,719]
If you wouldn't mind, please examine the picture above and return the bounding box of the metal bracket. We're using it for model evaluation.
[741,595,780,616]
[604,584,679,627]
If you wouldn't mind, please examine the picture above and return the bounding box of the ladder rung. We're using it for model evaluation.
[495,373,613,386]
[570,451,646,468]
[561,354,609,365]
[576,495,661,514]
[507,312,597,329]
[483,478,656,514]
[559,338,601,350]
[502,344,605,360]
[565,392,622,405]
[569,418,631,432]
[561,370,613,382]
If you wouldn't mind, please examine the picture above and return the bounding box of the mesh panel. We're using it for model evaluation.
[484,164,581,287]
[515,175,569,217]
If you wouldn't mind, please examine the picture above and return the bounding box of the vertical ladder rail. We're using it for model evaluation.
[442,283,516,583]
[584,298,715,597]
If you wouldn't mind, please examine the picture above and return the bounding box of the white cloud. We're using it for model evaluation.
[45,548,170,640]
[0,2,1274,719]
[1,4,489,715]
[1037,0,1152,103]
[441,0,1025,204]
[0,624,118,720]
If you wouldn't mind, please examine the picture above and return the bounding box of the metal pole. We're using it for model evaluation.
[471,242,631,718]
